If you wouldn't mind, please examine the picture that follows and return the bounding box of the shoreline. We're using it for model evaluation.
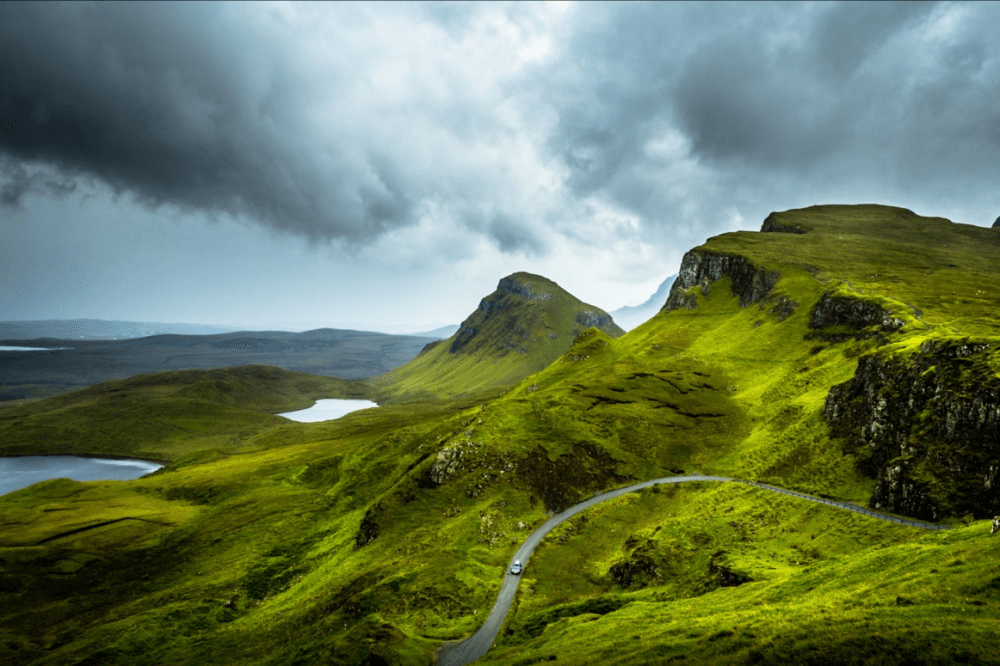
[0,452,169,467]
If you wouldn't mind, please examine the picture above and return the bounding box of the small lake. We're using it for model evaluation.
[0,456,163,496]
[278,399,379,423]
[0,346,73,351]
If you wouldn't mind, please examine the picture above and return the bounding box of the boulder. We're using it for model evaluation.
[992,516,1000,534]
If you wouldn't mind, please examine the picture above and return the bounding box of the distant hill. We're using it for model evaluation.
[372,272,625,401]
[0,328,431,401]
[610,274,677,330]
[0,319,240,340]
[410,324,460,338]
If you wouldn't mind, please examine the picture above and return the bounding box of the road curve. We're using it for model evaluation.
[435,475,949,666]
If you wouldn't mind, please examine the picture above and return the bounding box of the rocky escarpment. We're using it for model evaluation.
[426,436,630,513]
[824,339,1000,520]
[807,292,906,342]
[662,250,780,313]
[495,275,555,302]
[761,213,808,234]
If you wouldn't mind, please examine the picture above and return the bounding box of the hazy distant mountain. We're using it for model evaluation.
[610,275,677,330]
[0,328,432,401]
[410,325,460,338]
[0,319,240,340]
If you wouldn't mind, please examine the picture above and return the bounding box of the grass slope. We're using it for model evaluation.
[1,205,997,665]
[0,365,374,462]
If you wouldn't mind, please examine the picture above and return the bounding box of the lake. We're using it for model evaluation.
[278,399,379,422]
[0,346,73,351]
[0,456,163,496]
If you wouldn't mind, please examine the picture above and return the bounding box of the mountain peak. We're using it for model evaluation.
[496,272,557,301]
[374,272,624,400]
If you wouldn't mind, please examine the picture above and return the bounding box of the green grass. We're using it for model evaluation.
[484,483,1000,665]
[0,365,375,462]
[0,205,997,665]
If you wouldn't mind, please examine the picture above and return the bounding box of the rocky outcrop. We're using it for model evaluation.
[662,250,779,314]
[761,213,808,234]
[609,551,660,589]
[423,433,629,514]
[824,339,1000,520]
[809,292,905,335]
[497,275,554,301]
[355,503,384,548]
[575,310,616,329]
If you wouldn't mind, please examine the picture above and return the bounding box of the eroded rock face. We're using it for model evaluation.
[662,250,779,314]
[824,339,1000,520]
[423,434,629,513]
[497,275,554,301]
[354,503,384,548]
[761,214,808,234]
[609,551,660,589]
[809,292,905,333]
[575,310,615,329]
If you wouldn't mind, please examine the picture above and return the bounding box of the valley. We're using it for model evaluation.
[0,205,997,665]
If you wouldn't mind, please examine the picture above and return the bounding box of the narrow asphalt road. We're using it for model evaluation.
[435,475,949,666]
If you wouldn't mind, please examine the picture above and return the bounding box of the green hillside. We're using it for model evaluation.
[0,365,374,462]
[0,205,998,665]
[371,272,625,402]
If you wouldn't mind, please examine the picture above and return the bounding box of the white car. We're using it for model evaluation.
[510,560,523,575]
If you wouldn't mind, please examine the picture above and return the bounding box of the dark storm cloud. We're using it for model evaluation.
[811,1,937,80]
[536,1,1000,230]
[4,0,999,264]
[487,213,543,255]
[0,2,413,242]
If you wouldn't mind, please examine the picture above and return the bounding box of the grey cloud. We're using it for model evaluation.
[533,1,1000,232]
[487,213,544,256]
[811,2,938,80]
[0,159,77,206]
[0,3,414,242]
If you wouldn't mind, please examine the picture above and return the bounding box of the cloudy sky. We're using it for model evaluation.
[2,1,998,332]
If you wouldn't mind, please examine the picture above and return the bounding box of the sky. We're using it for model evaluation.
[2,1,999,332]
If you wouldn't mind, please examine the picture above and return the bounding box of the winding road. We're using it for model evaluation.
[435,475,949,666]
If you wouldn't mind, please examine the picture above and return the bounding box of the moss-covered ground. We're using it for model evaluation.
[1,205,998,664]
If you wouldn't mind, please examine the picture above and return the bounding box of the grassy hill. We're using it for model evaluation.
[371,272,625,402]
[0,205,998,665]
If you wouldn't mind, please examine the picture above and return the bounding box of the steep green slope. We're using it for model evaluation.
[1,205,997,666]
[371,272,625,402]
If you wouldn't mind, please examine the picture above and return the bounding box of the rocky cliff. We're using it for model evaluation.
[661,250,779,313]
[824,339,1000,520]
